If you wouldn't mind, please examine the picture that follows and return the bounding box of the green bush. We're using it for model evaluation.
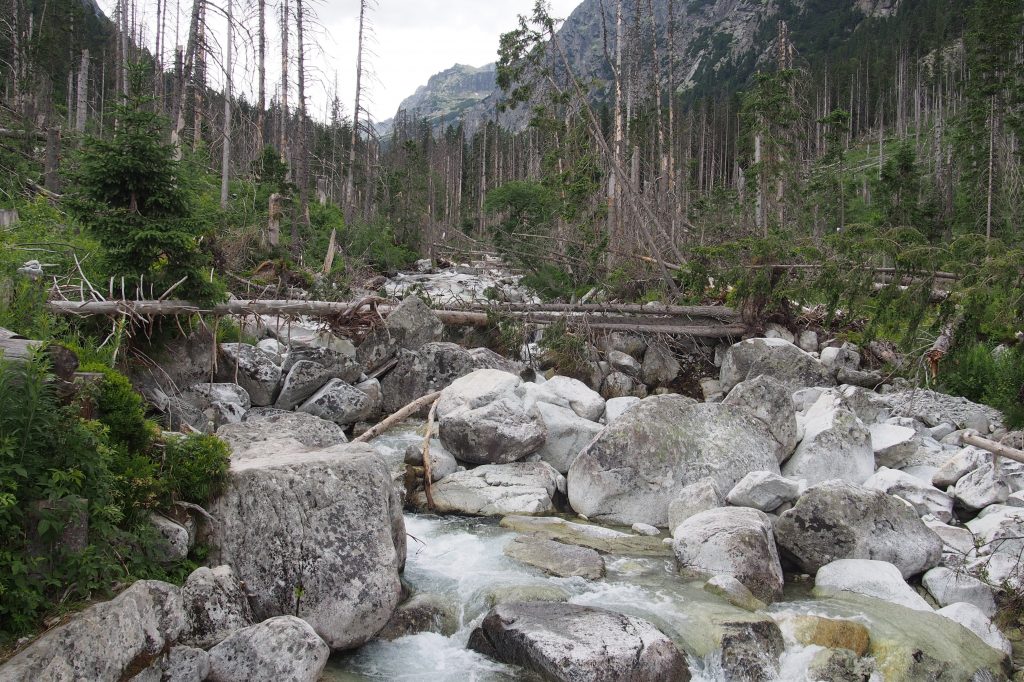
[160,434,230,505]
[941,343,1024,428]
[80,363,155,454]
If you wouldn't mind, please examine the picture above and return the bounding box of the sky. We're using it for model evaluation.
[99,0,583,122]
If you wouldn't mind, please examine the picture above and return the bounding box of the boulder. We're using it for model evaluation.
[782,393,874,485]
[375,593,459,641]
[774,480,943,578]
[965,506,1024,558]
[764,323,795,344]
[954,463,1010,512]
[181,383,251,411]
[932,446,988,489]
[424,462,565,516]
[725,471,801,512]
[356,295,443,370]
[468,347,526,375]
[923,567,997,617]
[217,343,282,407]
[206,616,329,682]
[601,332,647,359]
[439,395,546,465]
[820,344,861,373]
[281,346,361,380]
[924,517,977,556]
[500,516,671,557]
[0,580,185,680]
[673,507,784,602]
[723,376,798,462]
[607,349,642,377]
[132,645,209,682]
[568,396,779,527]
[936,603,1011,656]
[380,342,474,413]
[150,513,190,563]
[631,522,660,536]
[435,369,522,418]
[668,477,725,534]
[603,396,640,423]
[180,565,255,649]
[403,440,459,482]
[354,377,384,420]
[297,378,372,426]
[869,423,918,468]
[797,330,819,353]
[216,411,346,457]
[541,375,606,421]
[863,467,954,523]
[601,370,640,399]
[814,559,932,611]
[164,396,208,433]
[503,535,605,579]
[641,342,680,387]
[532,401,604,474]
[275,360,347,411]
[205,443,406,650]
[772,613,871,656]
[721,338,835,393]
[467,602,689,682]
[703,575,766,611]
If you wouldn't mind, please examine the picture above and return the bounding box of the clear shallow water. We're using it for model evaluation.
[322,514,831,682]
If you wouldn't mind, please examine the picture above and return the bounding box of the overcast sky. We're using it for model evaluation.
[100,0,583,122]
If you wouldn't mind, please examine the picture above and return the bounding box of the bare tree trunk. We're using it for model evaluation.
[986,95,995,241]
[345,0,368,225]
[75,50,89,133]
[280,0,290,163]
[295,0,309,233]
[220,0,233,210]
[256,0,266,149]
[606,0,624,268]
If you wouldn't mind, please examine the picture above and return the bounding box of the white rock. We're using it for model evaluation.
[149,513,191,563]
[923,518,977,556]
[436,369,523,419]
[863,467,954,523]
[723,375,799,463]
[797,331,818,353]
[427,462,565,516]
[533,401,604,474]
[439,394,547,465]
[216,343,282,407]
[256,338,285,364]
[700,378,724,403]
[782,393,874,485]
[631,523,661,537]
[954,464,1010,511]
[206,616,329,682]
[298,378,372,426]
[667,478,724,535]
[820,345,861,372]
[607,349,642,377]
[965,506,1024,558]
[933,447,989,489]
[923,567,997,617]
[936,603,1011,656]
[516,381,571,412]
[604,396,641,423]
[764,323,795,344]
[726,471,801,512]
[869,423,918,468]
[540,375,606,422]
[814,559,932,611]
[180,565,255,648]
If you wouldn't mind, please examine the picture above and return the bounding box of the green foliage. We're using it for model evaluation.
[538,318,591,379]
[941,344,1024,428]
[160,435,230,506]
[80,363,155,454]
[342,219,418,273]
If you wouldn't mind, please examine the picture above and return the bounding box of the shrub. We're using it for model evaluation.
[80,363,155,454]
[160,434,230,505]
[941,343,1024,428]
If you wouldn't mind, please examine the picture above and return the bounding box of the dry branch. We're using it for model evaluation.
[352,391,443,443]
[962,432,1024,466]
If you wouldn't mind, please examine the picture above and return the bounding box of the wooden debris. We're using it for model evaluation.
[352,390,443,444]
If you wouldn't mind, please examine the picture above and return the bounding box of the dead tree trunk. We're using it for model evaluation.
[75,50,89,133]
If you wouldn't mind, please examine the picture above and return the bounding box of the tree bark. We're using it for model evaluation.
[220,0,233,210]
[75,50,89,133]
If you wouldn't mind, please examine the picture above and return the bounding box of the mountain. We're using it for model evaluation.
[386,0,958,134]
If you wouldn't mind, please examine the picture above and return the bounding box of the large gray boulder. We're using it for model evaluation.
[424,462,565,516]
[863,467,954,522]
[181,383,251,412]
[725,471,801,512]
[297,378,372,426]
[132,646,209,682]
[180,565,254,648]
[468,602,689,682]
[216,411,347,458]
[723,375,799,462]
[438,395,546,465]
[357,295,443,370]
[0,581,185,680]
[217,343,282,407]
[205,443,406,650]
[435,368,522,418]
[720,338,835,393]
[775,480,943,579]
[281,345,361,380]
[541,375,606,421]
[380,342,475,414]
[641,341,680,387]
[782,392,874,485]
[814,559,933,611]
[533,401,604,474]
[206,616,329,682]
[567,396,780,527]
[275,360,349,411]
[503,535,606,580]
[673,507,784,603]
[923,567,997,617]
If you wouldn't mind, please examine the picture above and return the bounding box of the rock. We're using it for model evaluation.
[782,393,874,485]
[923,567,997,617]
[601,370,640,398]
[217,343,282,407]
[804,648,874,682]
[532,401,603,474]
[721,338,835,393]
[436,369,523,418]
[217,411,346,457]
[725,471,801,512]
[205,443,406,650]
[150,513,190,563]
[568,396,779,527]
[375,593,459,641]
[478,584,571,608]
[298,378,372,426]
[820,344,861,373]
[164,396,208,433]
[601,331,647,359]
[797,330,819,353]
[923,517,977,556]
[133,645,210,682]
[603,396,640,423]
[499,515,671,556]
[439,395,546,465]
[503,535,605,579]
[965,506,1024,559]
[0,580,185,680]
[206,616,329,682]
[468,347,525,375]
[274,360,343,411]
[863,467,954,522]
[869,423,918,468]
[182,383,251,411]
[723,376,799,462]
[673,507,784,603]
[607,349,642,376]
[776,613,871,656]
[641,342,680,387]
[936,603,1012,656]
[541,375,606,421]
[814,559,933,611]
[882,388,1001,433]
[764,322,795,344]
[280,346,361,380]
[631,522,660,536]
[467,602,689,682]
[775,480,943,578]
[668,478,726,534]
[424,462,564,516]
[354,377,384,420]
[180,565,254,648]
[403,440,459,482]
[257,338,285,363]
[356,295,443,369]
[380,342,474,413]
[703,575,766,611]
[955,463,1010,512]
[206,401,246,430]
[933,446,988,488]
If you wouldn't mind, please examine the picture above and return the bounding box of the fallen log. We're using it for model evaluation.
[962,432,1024,466]
[353,391,443,444]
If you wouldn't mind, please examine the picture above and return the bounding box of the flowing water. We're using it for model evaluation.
[322,514,835,682]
